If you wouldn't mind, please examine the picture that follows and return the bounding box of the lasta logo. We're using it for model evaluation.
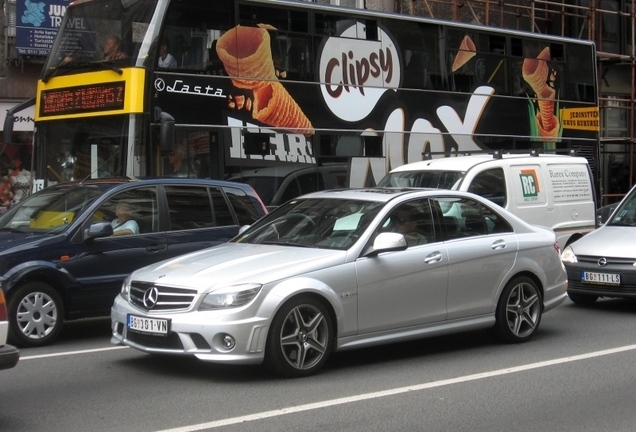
[318,22,401,122]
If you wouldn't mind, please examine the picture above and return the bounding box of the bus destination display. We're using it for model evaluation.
[40,82,126,117]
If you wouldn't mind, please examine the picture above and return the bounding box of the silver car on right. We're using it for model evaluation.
[562,184,636,304]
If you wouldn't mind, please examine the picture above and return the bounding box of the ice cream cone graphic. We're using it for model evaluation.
[522,47,559,142]
[452,35,476,72]
[216,25,314,135]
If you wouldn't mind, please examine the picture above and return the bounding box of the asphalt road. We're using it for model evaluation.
[2,297,636,432]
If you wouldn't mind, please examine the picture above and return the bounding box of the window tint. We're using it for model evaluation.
[91,187,159,235]
[210,187,234,226]
[223,187,265,225]
[468,168,507,207]
[432,196,511,239]
[165,186,214,230]
[379,199,435,247]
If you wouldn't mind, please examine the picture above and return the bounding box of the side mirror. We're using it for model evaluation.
[85,221,113,239]
[158,111,175,152]
[365,232,408,257]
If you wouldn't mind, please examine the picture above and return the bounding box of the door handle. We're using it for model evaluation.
[491,239,507,250]
[146,244,166,253]
[424,252,442,264]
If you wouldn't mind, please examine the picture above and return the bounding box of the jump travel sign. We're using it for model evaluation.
[16,0,70,56]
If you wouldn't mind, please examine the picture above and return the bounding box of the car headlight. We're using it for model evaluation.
[121,274,132,300]
[199,284,262,310]
[561,246,578,263]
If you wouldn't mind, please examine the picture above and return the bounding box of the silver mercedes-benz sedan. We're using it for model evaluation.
[111,188,567,377]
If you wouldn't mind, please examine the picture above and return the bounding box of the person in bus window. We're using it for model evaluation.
[167,144,188,176]
[111,201,139,236]
[104,35,127,61]
[158,39,177,68]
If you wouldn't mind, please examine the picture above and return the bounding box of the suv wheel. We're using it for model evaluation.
[8,282,65,347]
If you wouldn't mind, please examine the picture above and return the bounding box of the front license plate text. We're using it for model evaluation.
[581,271,621,286]
[127,315,169,335]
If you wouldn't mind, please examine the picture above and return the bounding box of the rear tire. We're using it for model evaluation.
[7,282,65,347]
[264,296,333,378]
[567,291,598,305]
[495,276,542,343]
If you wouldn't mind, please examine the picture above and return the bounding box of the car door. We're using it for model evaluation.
[164,185,238,258]
[355,199,448,333]
[434,196,518,319]
[61,186,168,315]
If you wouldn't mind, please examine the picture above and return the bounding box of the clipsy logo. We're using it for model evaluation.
[519,169,540,199]
[318,21,401,122]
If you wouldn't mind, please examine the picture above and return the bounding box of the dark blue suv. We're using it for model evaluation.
[0,178,267,347]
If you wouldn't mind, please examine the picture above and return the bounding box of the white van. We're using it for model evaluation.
[378,153,597,249]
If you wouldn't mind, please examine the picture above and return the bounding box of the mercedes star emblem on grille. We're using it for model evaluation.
[142,287,159,309]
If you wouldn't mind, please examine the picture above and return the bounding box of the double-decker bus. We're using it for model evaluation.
[5,0,600,202]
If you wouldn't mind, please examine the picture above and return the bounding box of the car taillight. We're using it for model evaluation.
[0,290,7,321]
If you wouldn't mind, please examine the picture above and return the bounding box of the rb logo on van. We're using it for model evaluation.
[519,169,540,201]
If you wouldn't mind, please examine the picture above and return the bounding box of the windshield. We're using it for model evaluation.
[234,198,385,250]
[36,115,143,186]
[607,188,636,226]
[378,170,464,189]
[42,0,160,78]
[0,185,105,234]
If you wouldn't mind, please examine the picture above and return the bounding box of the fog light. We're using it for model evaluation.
[222,335,236,350]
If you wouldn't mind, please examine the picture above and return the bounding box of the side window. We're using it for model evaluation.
[468,168,507,207]
[280,179,302,204]
[210,187,234,226]
[165,186,214,231]
[91,187,159,236]
[483,205,513,234]
[297,172,323,195]
[379,199,435,247]
[223,186,266,225]
[432,196,490,239]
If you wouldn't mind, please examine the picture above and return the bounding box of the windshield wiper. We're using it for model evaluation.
[261,240,314,248]
[43,61,123,83]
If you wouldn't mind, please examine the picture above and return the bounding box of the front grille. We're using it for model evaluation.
[130,282,197,312]
[577,256,636,266]
[127,330,184,349]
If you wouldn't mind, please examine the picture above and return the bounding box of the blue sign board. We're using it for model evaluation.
[15,0,71,56]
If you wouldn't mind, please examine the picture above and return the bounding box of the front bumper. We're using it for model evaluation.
[565,258,636,299]
[110,294,270,365]
[0,344,19,370]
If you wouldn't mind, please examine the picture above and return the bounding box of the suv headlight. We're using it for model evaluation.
[561,246,578,263]
[200,284,262,310]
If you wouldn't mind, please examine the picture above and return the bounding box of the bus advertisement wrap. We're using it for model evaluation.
[152,20,596,186]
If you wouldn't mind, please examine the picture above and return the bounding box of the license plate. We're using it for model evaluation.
[581,271,621,286]
[127,314,170,335]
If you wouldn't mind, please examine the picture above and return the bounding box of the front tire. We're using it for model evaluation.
[495,276,542,343]
[265,296,333,378]
[8,282,65,347]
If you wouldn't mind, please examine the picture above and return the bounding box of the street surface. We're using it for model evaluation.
[1,297,635,432]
